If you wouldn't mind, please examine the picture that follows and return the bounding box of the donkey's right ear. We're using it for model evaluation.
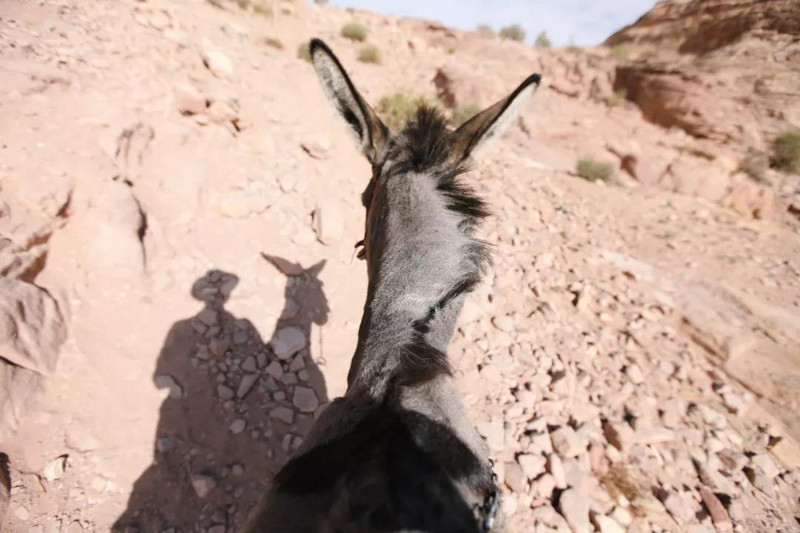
[309,39,388,163]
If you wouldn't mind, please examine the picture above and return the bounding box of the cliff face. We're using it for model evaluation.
[606,0,800,148]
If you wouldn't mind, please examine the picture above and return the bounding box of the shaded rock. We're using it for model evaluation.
[229,419,246,434]
[271,327,307,359]
[292,386,319,413]
[236,374,258,399]
[216,384,234,401]
[270,406,295,424]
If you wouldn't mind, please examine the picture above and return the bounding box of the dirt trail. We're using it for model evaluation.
[1,0,799,531]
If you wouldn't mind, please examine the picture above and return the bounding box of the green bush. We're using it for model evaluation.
[376,92,433,131]
[451,102,482,127]
[577,158,618,184]
[476,24,495,38]
[770,131,800,173]
[499,24,525,42]
[341,22,367,42]
[357,44,381,64]
[297,42,311,62]
[263,37,283,49]
[740,148,770,182]
[610,45,630,59]
[535,31,552,48]
[606,88,627,107]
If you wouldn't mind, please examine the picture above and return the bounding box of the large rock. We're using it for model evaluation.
[607,0,800,146]
[0,279,66,374]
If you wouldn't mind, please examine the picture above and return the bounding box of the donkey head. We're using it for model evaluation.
[309,39,540,280]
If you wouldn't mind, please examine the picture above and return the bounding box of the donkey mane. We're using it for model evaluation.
[367,106,494,391]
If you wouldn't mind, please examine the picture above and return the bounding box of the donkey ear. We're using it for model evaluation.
[309,39,388,163]
[448,73,541,163]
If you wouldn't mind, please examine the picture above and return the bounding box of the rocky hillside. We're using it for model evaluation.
[607,0,800,150]
[1,0,800,531]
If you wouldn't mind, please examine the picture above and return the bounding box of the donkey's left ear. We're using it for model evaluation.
[310,38,388,164]
[448,73,541,163]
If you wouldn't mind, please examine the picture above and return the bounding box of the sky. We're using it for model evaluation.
[328,0,657,46]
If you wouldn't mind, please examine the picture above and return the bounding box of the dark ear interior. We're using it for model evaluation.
[448,73,541,163]
[309,39,388,163]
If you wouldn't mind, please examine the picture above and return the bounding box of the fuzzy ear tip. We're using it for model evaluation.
[526,73,542,87]
[309,38,328,56]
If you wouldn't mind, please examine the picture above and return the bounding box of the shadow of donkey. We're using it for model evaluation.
[113,258,329,532]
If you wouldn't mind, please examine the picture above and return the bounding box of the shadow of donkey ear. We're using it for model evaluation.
[306,259,326,278]
[262,253,304,276]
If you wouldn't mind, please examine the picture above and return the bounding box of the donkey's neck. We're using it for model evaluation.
[348,168,487,393]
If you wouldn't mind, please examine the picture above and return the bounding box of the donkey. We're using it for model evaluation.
[244,39,540,532]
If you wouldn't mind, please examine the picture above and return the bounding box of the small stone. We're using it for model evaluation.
[257,352,268,368]
[270,406,295,424]
[551,426,585,458]
[271,327,307,359]
[603,421,635,452]
[202,49,233,78]
[625,363,644,384]
[531,473,556,500]
[504,461,527,493]
[289,354,306,372]
[43,455,68,481]
[663,492,693,525]
[217,384,234,400]
[558,487,590,533]
[229,419,246,434]
[66,521,84,533]
[313,200,344,244]
[769,436,800,469]
[750,453,780,479]
[517,453,546,480]
[611,506,632,526]
[475,418,505,451]
[301,140,331,159]
[265,360,284,379]
[154,374,183,399]
[208,525,225,533]
[292,386,319,413]
[174,83,206,115]
[593,515,625,533]
[744,466,775,497]
[237,374,259,398]
[241,356,257,373]
[547,453,567,489]
[233,330,249,344]
[700,487,732,532]
[281,372,299,386]
[191,474,217,498]
[273,391,286,401]
[231,463,244,476]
